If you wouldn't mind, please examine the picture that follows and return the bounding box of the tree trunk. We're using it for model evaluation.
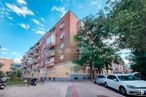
[106,67,108,74]
[89,63,92,80]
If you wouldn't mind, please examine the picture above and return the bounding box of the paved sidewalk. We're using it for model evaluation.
[0,82,68,97]
[0,81,125,97]
[66,81,125,97]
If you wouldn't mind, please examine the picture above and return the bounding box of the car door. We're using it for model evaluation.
[110,75,119,89]
[106,75,114,87]
[107,75,119,89]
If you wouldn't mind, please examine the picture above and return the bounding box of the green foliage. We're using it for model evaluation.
[0,71,5,78]
[106,0,146,73]
[74,10,123,75]
[107,0,146,51]
[131,50,146,73]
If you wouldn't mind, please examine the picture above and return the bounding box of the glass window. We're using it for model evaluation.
[60,55,64,60]
[47,35,55,44]
[49,57,54,62]
[60,32,64,39]
[107,75,117,80]
[117,75,140,81]
[60,43,64,49]
[97,75,106,78]
[60,22,64,29]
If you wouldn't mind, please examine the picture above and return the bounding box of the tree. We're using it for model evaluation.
[0,62,4,78]
[74,11,123,79]
[107,0,146,51]
[130,50,146,74]
[107,0,146,73]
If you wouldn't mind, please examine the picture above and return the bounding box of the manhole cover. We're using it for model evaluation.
[97,95,109,97]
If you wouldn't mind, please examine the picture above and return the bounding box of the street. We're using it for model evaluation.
[0,81,125,97]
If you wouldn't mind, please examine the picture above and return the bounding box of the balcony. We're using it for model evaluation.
[45,61,54,67]
[46,50,55,57]
[45,42,55,48]
[33,59,39,63]
[46,34,55,48]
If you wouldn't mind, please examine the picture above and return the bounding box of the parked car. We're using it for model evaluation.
[31,78,38,86]
[132,72,146,81]
[104,74,146,96]
[0,79,6,89]
[95,74,106,85]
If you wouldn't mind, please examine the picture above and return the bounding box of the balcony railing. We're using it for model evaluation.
[45,61,54,67]
[45,42,55,48]
[45,50,55,57]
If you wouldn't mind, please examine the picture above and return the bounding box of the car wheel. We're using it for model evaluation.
[120,86,127,95]
[104,82,108,88]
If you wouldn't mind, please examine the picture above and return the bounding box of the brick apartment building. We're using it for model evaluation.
[22,11,87,80]
[0,58,13,73]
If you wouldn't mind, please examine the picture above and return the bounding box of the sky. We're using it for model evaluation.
[0,0,106,63]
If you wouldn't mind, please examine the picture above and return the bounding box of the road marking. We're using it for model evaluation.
[70,83,79,97]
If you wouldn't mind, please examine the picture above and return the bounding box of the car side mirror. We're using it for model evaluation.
[113,79,118,82]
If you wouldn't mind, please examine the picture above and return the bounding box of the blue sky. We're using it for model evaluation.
[0,0,106,63]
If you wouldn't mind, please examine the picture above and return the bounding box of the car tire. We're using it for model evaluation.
[119,86,127,96]
[104,82,108,88]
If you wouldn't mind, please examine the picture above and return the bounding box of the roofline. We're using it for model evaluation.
[31,10,79,48]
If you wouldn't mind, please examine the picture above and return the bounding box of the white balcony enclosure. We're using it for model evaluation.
[47,34,55,45]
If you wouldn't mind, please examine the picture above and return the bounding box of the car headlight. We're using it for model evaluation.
[126,85,137,89]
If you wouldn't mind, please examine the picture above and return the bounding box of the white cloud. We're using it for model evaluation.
[51,6,67,17]
[41,18,45,22]
[6,3,34,16]
[36,30,45,35]
[91,1,98,5]
[32,19,44,27]
[8,16,13,20]
[19,23,30,29]
[13,56,22,64]
[11,52,21,55]
[1,51,21,55]
[17,0,27,5]
[1,48,9,51]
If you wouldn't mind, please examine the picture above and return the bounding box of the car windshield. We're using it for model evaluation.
[97,75,106,78]
[117,75,140,81]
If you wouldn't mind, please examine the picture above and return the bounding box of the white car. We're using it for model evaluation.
[104,74,146,96]
[95,74,106,85]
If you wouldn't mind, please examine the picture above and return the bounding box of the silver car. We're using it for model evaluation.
[96,74,106,85]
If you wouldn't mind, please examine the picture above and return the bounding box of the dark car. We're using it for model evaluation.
[31,78,38,86]
[133,72,146,80]
[0,79,6,89]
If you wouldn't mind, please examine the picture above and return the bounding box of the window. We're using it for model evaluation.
[49,57,54,62]
[107,75,117,80]
[59,22,64,29]
[60,32,64,39]
[60,55,64,60]
[47,35,55,44]
[60,43,64,49]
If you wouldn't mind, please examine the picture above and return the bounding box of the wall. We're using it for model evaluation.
[0,58,13,73]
